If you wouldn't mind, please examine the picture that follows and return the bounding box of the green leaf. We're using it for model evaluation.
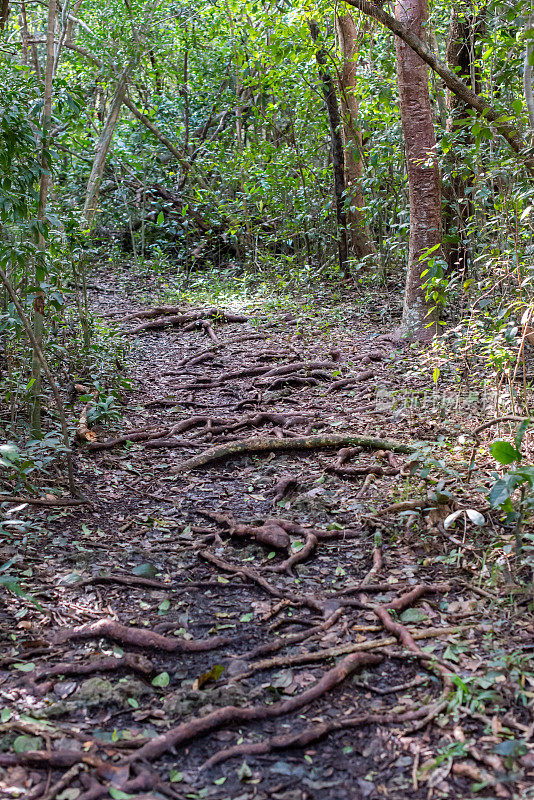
[194,664,225,689]
[214,776,227,785]
[493,739,527,758]
[399,608,427,623]
[1,708,11,722]
[132,563,158,578]
[158,599,170,614]
[127,697,139,708]
[515,420,530,451]
[157,211,164,225]
[238,760,252,781]
[109,790,136,800]
[13,662,35,672]
[13,734,43,752]
[169,770,183,782]
[489,478,513,508]
[239,612,254,622]
[151,671,170,688]
[490,441,520,465]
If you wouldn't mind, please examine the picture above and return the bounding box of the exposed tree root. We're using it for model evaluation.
[269,531,318,575]
[374,496,435,516]
[175,433,416,471]
[126,308,248,334]
[199,550,325,614]
[198,510,291,549]
[360,546,383,586]
[52,618,232,652]
[124,650,383,763]
[33,653,154,682]
[327,369,374,392]
[232,625,462,679]
[0,750,104,768]
[237,608,345,661]
[172,333,267,370]
[200,703,438,770]
[121,305,186,322]
[272,474,299,503]
[29,655,155,695]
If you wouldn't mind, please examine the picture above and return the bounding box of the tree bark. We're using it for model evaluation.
[525,14,534,134]
[83,70,130,225]
[443,3,483,273]
[395,0,442,340]
[0,0,10,31]
[308,19,348,274]
[31,0,56,436]
[336,13,374,259]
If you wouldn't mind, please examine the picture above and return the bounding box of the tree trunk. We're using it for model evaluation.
[344,0,534,174]
[395,0,441,340]
[444,2,484,273]
[83,71,130,225]
[525,14,534,134]
[0,0,10,31]
[31,0,56,436]
[308,19,348,274]
[336,13,374,259]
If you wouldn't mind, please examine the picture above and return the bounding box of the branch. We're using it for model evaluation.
[345,0,534,172]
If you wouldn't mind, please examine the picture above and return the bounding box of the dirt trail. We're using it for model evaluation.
[0,273,532,800]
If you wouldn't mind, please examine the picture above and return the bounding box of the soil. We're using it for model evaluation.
[0,268,532,800]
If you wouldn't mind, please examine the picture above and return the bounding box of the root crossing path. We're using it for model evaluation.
[0,272,530,800]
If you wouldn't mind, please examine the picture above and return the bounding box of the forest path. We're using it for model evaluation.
[0,270,531,800]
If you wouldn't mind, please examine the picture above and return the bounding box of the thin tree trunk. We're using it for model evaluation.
[0,265,76,495]
[31,0,56,436]
[0,0,10,31]
[443,3,482,273]
[308,19,348,274]
[83,70,130,225]
[336,13,374,260]
[525,14,534,134]
[395,0,442,340]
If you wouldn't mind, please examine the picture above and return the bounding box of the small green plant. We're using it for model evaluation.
[488,421,534,561]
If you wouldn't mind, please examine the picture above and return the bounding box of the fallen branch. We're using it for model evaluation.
[78,574,170,589]
[175,433,416,472]
[0,494,90,507]
[52,618,231,653]
[76,389,99,442]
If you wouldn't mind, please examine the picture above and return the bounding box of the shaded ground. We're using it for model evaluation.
[0,268,533,800]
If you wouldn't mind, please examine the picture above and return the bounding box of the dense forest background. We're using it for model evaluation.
[0,1,534,799]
